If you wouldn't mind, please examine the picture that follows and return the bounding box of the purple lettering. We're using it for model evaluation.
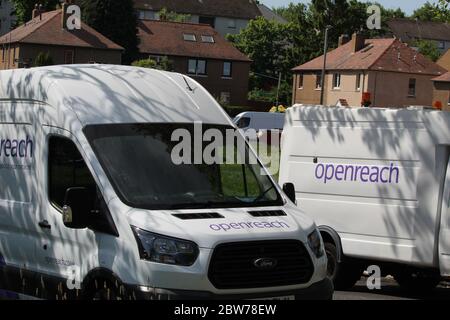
[360,166,370,182]
[324,164,335,184]
[335,165,344,181]
[389,164,399,183]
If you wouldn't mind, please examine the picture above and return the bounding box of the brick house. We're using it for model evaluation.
[292,33,446,108]
[134,0,261,36]
[0,6,123,69]
[137,20,251,106]
[387,18,450,54]
[432,72,450,111]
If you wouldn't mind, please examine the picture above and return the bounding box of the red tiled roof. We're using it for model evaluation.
[137,20,251,62]
[134,0,261,20]
[293,38,446,76]
[432,71,450,82]
[387,18,450,42]
[0,10,123,50]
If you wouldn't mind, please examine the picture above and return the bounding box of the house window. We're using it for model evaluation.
[201,35,215,43]
[438,41,445,49]
[199,16,215,28]
[356,73,362,91]
[298,74,304,89]
[183,34,197,42]
[64,50,74,64]
[228,19,237,29]
[408,78,416,97]
[316,73,322,89]
[223,61,232,77]
[188,59,207,75]
[332,73,341,89]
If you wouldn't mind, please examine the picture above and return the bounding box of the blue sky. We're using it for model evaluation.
[261,0,439,15]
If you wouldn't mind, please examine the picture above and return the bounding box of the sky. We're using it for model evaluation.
[261,0,439,15]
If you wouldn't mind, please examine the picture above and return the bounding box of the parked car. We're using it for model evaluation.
[0,65,332,300]
[233,112,285,146]
[280,105,450,291]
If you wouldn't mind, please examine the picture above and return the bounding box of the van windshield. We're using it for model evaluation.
[83,124,283,210]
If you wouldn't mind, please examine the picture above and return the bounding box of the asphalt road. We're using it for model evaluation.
[334,277,450,300]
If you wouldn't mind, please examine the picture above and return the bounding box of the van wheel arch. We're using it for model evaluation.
[81,268,125,300]
[318,226,342,263]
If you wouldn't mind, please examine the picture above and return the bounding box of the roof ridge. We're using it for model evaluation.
[140,19,216,29]
[20,10,60,43]
[367,38,397,70]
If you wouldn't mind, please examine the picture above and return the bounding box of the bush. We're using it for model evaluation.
[131,57,173,71]
[33,52,54,67]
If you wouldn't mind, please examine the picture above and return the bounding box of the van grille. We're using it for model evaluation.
[208,240,314,289]
[248,210,286,217]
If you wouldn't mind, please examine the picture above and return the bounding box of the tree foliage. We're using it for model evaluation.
[413,0,450,23]
[413,39,441,62]
[33,51,54,67]
[11,0,60,25]
[81,0,139,65]
[131,57,173,71]
[158,7,191,22]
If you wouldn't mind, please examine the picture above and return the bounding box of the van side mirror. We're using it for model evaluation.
[283,183,296,204]
[62,187,93,229]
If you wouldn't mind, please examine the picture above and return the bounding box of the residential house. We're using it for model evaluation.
[137,19,251,106]
[0,0,16,36]
[134,0,284,36]
[432,72,450,110]
[387,18,450,54]
[437,49,450,70]
[0,5,123,69]
[292,33,446,108]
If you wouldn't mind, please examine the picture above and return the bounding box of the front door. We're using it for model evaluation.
[35,127,98,299]
[439,157,450,276]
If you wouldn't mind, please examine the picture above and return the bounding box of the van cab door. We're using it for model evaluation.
[439,158,450,276]
[35,127,99,298]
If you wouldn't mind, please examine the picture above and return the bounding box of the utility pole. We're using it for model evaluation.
[276,72,282,106]
[320,25,332,106]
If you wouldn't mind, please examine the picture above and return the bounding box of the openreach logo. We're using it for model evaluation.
[170,122,280,175]
[0,136,33,159]
[315,163,400,184]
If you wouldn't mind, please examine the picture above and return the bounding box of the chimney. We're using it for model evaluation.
[61,0,69,29]
[338,34,350,47]
[350,32,365,53]
[32,4,44,19]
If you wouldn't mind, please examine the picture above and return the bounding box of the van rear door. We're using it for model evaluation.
[439,157,450,276]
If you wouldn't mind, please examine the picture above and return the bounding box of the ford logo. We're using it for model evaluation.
[253,258,278,270]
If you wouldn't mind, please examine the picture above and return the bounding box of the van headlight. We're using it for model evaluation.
[307,229,324,258]
[131,226,199,266]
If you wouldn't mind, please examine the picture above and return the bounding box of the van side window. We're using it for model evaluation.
[48,136,97,209]
[237,117,250,129]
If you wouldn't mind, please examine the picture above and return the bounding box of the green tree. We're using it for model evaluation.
[132,57,173,71]
[158,7,190,22]
[33,51,54,67]
[11,0,60,25]
[81,0,139,64]
[413,0,450,22]
[413,39,441,62]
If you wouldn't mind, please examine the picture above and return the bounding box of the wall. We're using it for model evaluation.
[438,50,450,71]
[156,55,250,106]
[292,72,322,105]
[368,71,434,108]
[0,43,122,69]
[433,81,450,111]
[324,72,367,107]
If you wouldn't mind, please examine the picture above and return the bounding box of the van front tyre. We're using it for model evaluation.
[85,279,125,300]
[325,242,362,290]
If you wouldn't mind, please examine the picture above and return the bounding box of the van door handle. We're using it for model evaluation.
[38,220,51,230]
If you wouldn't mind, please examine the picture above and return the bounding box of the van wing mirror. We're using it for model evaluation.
[283,183,296,204]
[62,187,92,229]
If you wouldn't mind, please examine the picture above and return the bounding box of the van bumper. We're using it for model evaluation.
[127,278,334,300]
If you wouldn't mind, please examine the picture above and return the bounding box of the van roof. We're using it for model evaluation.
[0,64,231,127]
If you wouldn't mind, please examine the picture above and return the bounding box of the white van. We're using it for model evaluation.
[280,105,450,291]
[0,65,331,300]
[233,112,285,132]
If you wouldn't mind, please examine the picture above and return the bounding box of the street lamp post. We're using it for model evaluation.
[320,25,332,106]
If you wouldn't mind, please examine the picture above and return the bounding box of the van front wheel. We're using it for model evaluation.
[325,242,362,290]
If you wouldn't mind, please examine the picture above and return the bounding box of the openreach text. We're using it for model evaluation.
[315,163,400,184]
